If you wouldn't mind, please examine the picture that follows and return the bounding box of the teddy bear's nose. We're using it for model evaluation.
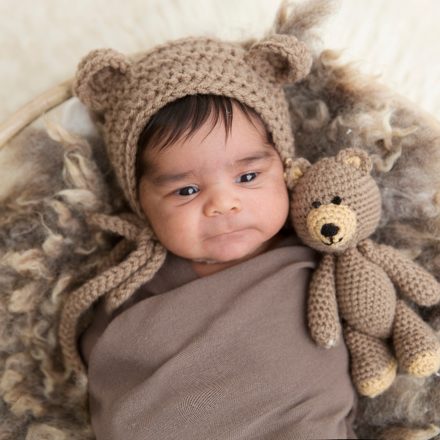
[321,223,340,238]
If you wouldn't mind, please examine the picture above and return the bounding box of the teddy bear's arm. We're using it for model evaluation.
[358,239,440,307]
[308,253,341,348]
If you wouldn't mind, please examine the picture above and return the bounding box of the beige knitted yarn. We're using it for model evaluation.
[72,35,312,217]
[289,148,440,397]
[59,29,313,372]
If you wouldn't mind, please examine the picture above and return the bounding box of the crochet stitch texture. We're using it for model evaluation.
[73,35,312,216]
[289,148,440,397]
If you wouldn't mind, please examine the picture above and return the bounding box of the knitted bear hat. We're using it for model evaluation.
[72,35,312,217]
[60,19,314,373]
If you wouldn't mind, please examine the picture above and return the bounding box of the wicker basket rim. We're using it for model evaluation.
[0,79,73,149]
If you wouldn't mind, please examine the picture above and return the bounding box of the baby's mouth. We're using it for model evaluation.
[209,228,248,239]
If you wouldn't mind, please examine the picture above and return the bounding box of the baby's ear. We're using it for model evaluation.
[245,34,312,84]
[336,148,372,175]
[73,48,131,113]
[284,157,311,190]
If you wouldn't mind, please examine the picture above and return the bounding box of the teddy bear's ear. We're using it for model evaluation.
[72,48,131,113]
[284,157,311,190]
[245,34,312,85]
[336,148,373,175]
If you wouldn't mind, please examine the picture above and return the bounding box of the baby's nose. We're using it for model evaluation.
[204,189,241,216]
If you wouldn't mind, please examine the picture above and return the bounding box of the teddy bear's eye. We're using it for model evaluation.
[311,201,321,209]
[331,196,342,205]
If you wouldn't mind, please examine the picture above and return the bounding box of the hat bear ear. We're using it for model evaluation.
[246,34,312,84]
[336,148,373,175]
[73,48,131,113]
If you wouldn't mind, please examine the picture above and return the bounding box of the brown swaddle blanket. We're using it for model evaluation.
[80,234,357,439]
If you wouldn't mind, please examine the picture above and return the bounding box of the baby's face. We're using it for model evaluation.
[138,106,289,275]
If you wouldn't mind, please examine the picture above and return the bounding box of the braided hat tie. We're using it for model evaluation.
[58,213,166,373]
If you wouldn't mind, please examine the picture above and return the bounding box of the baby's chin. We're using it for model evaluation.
[191,240,271,266]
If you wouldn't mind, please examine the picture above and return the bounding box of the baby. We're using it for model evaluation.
[59,29,357,440]
[137,95,289,278]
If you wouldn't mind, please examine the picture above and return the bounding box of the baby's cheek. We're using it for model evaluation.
[274,195,290,229]
[270,181,289,214]
[155,213,196,252]
[248,193,287,238]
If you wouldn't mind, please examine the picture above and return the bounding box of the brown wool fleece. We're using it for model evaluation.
[4,3,440,438]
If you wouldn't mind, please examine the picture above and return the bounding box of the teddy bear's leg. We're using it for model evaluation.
[344,326,397,397]
[393,299,440,377]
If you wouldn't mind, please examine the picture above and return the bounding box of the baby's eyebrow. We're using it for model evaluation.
[151,150,275,186]
[151,170,195,186]
[234,150,274,165]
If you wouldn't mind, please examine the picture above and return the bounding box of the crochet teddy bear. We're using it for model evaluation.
[287,148,440,398]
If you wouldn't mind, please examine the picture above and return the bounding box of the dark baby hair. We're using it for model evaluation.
[135,94,273,184]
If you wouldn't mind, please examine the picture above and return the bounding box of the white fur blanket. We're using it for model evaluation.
[0,0,439,122]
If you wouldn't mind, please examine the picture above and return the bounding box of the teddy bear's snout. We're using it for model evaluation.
[321,223,340,238]
[306,203,357,250]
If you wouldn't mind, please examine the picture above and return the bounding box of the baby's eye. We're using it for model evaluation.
[237,172,258,183]
[177,186,199,196]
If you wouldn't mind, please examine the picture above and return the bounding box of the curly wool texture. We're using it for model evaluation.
[0,125,127,438]
[1,7,440,440]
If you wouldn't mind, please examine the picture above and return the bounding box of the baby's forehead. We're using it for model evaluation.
[135,95,281,189]
[144,125,278,184]
[143,104,273,158]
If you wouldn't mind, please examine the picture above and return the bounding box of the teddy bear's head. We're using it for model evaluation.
[288,148,382,254]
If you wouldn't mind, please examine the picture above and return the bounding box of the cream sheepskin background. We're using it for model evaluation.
[0,0,439,123]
